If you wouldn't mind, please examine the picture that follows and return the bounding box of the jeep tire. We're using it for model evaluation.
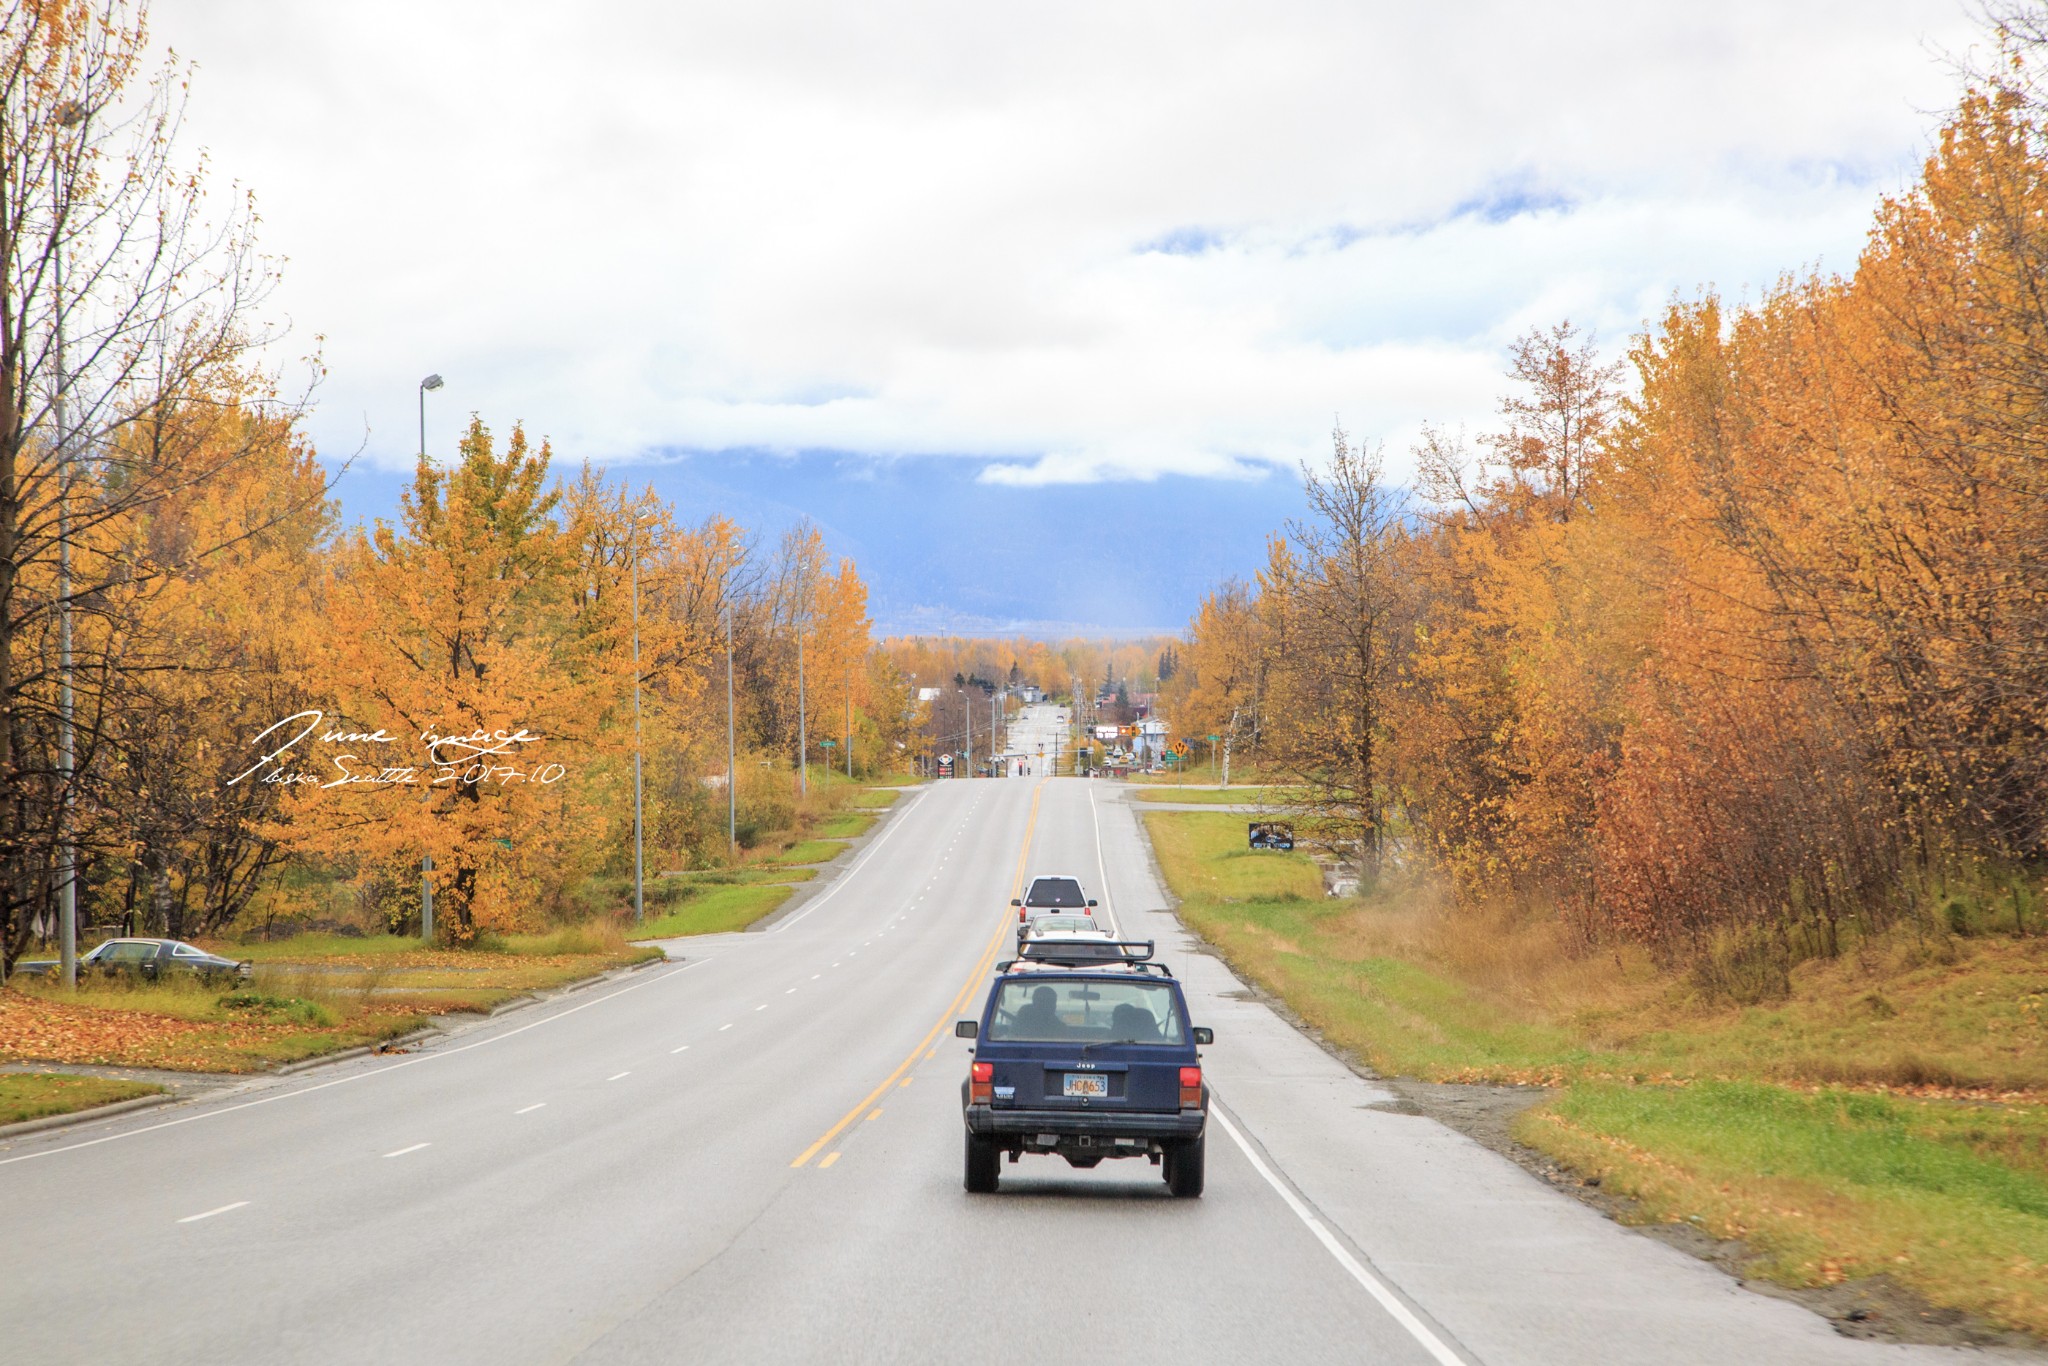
[964,1133,1000,1193]
[1164,1134,1205,1198]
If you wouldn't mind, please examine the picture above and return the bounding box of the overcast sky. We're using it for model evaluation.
[155,1,1976,498]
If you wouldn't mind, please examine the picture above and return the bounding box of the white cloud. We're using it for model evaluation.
[157,0,1979,485]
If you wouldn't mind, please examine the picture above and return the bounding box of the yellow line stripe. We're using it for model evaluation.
[790,783,1044,1169]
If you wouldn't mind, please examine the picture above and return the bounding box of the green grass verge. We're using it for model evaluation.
[852,788,903,808]
[634,883,794,938]
[814,811,877,840]
[1135,786,1287,805]
[1144,811,1322,901]
[769,838,850,866]
[0,1072,162,1126]
[1140,805,2048,1335]
[1524,1082,2048,1330]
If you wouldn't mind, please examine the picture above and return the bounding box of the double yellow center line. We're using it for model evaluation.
[789,783,1044,1169]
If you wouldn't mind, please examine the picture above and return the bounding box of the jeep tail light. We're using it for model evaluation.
[1179,1066,1202,1108]
[970,1061,994,1105]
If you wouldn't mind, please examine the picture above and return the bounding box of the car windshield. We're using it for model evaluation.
[1024,877,1086,908]
[988,979,1183,1045]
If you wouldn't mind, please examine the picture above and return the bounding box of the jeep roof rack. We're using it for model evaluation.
[995,939,1174,976]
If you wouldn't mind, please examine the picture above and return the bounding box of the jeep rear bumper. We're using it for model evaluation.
[963,1103,1206,1143]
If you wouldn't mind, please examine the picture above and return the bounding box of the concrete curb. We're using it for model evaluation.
[0,1091,178,1140]
[271,1024,441,1075]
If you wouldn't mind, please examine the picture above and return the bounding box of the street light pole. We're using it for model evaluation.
[725,605,736,859]
[418,373,443,943]
[631,516,645,924]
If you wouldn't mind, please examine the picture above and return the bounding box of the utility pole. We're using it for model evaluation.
[797,627,807,798]
[843,670,852,779]
[965,689,973,779]
[725,606,736,859]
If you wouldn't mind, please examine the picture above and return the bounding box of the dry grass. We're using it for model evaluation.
[1142,805,2048,1334]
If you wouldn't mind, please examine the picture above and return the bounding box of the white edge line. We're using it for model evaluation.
[772,786,928,933]
[1087,782,1120,936]
[176,1200,248,1224]
[0,958,713,1168]
[1212,1107,1465,1366]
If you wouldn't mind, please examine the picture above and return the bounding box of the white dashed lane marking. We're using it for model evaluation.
[384,1143,430,1159]
[608,1072,631,1081]
[177,1201,248,1224]
[515,1103,546,1115]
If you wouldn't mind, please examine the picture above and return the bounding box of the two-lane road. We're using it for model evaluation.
[0,761,2002,1363]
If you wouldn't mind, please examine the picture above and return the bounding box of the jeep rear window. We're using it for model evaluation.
[1024,877,1086,907]
[988,980,1184,1045]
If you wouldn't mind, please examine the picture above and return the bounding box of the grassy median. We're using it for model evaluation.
[1,926,660,1073]
[0,1072,163,1126]
[634,881,795,938]
[1142,807,2048,1335]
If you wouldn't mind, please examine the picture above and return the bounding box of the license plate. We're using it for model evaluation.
[1063,1073,1108,1098]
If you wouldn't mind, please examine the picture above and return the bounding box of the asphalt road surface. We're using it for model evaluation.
[0,746,2009,1363]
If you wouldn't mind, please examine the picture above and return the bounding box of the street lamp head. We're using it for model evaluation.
[420,374,444,392]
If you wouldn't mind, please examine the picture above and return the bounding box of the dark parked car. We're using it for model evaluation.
[13,938,253,985]
[957,939,1212,1197]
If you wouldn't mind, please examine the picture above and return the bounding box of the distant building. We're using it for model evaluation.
[917,687,943,702]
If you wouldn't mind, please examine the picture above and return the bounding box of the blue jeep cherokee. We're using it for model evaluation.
[956,940,1213,1197]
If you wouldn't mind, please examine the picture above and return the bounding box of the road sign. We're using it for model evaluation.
[1171,739,1191,757]
[1205,734,1219,742]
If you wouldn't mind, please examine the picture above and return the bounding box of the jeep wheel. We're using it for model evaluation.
[964,1133,1000,1193]
[1165,1135,1205,1198]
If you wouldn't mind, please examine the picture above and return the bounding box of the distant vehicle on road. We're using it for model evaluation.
[13,938,253,986]
[1015,911,1111,955]
[957,939,1212,1196]
[1010,875,1096,932]
[1248,821,1295,851]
